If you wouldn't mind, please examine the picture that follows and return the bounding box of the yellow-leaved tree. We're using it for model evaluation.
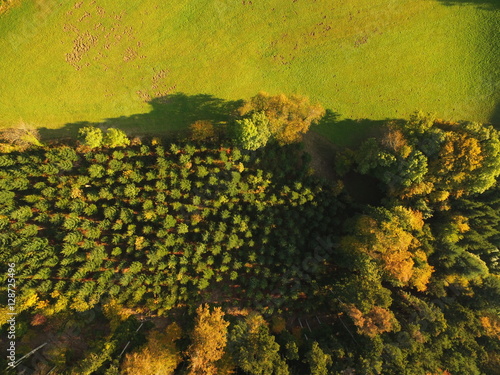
[238,92,325,145]
[121,323,182,375]
[344,304,399,337]
[187,304,230,375]
[341,207,433,291]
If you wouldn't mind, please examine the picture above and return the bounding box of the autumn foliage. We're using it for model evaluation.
[342,207,433,291]
[121,323,182,375]
[187,304,230,375]
[345,304,397,337]
[190,120,216,142]
[238,92,325,145]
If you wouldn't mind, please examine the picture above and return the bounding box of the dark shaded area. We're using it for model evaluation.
[314,109,387,148]
[437,0,500,9]
[490,101,500,128]
[38,93,244,141]
[343,171,384,205]
[303,130,338,185]
[310,110,391,205]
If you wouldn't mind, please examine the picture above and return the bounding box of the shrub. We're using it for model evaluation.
[190,120,216,142]
[0,124,43,149]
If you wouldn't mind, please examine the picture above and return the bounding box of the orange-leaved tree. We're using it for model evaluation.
[341,206,433,291]
[238,92,325,145]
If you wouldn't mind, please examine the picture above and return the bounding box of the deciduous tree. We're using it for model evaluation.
[306,341,332,375]
[187,304,230,375]
[121,323,182,375]
[239,92,325,144]
[79,126,104,148]
[235,111,271,151]
[103,128,130,148]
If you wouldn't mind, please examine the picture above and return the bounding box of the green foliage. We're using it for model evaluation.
[235,111,271,151]
[306,342,332,375]
[351,116,500,208]
[104,128,131,148]
[229,314,290,375]
[79,127,131,149]
[79,126,104,148]
[0,141,336,317]
[2,110,499,375]
[355,137,396,174]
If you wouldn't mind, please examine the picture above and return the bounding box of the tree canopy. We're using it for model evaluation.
[0,106,499,374]
[238,92,325,145]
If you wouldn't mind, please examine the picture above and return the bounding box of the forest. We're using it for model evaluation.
[0,93,499,374]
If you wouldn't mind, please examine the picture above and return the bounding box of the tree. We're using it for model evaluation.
[229,313,290,375]
[190,120,216,142]
[428,121,500,197]
[121,323,182,375]
[187,304,230,375]
[103,128,130,148]
[341,207,433,291]
[355,134,427,195]
[306,342,332,375]
[235,112,271,151]
[344,304,398,337]
[79,126,104,148]
[355,137,396,175]
[453,186,500,274]
[352,116,500,204]
[239,92,325,144]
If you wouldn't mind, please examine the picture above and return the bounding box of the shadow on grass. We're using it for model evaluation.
[313,109,387,148]
[309,110,387,204]
[38,93,244,141]
[490,102,500,129]
[38,93,499,147]
[437,0,500,9]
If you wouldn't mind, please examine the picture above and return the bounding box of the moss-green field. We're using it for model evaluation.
[0,0,498,136]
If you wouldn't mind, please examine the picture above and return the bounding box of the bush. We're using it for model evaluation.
[190,120,216,142]
[79,127,130,149]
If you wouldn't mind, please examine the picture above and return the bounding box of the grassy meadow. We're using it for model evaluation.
[0,0,498,138]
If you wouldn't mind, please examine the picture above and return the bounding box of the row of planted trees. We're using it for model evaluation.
[0,131,340,317]
[1,93,500,374]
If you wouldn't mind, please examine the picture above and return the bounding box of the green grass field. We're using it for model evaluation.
[0,0,498,137]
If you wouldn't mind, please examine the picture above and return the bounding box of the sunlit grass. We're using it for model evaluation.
[0,0,498,134]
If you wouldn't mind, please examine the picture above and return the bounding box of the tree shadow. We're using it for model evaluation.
[436,0,500,9]
[38,93,244,141]
[490,102,500,129]
[313,109,387,148]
